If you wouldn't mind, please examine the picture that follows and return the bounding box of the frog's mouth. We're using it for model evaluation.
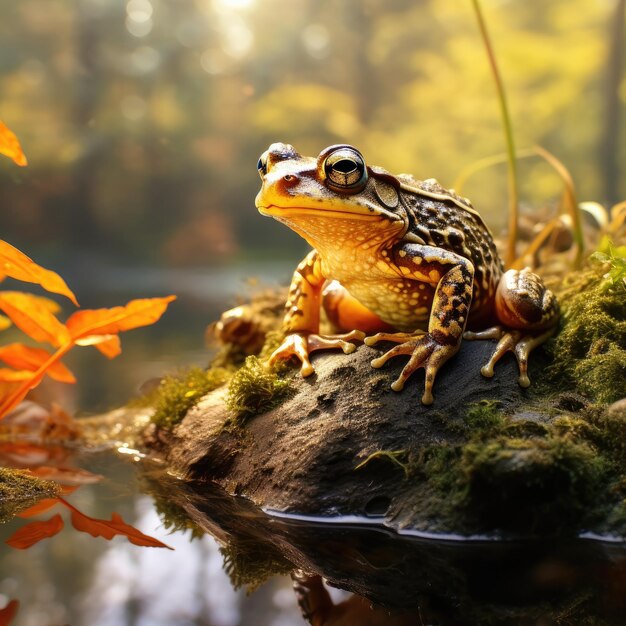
[257,204,400,223]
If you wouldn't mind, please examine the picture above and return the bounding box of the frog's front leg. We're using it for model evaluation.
[366,246,474,405]
[269,250,365,376]
[464,267,559,387]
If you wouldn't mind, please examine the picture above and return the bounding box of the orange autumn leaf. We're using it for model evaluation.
[0,292,71,347]
[27,466,102,485]
[0,599,19,626]
[17,487,78,518]
[0,121,27,166]
[0,344,76,383]
[66,296,176,340]
[94,335,122,359]
[17,498,62,518]
[5,513,64,549]
[62,498,172,549]
[0,369,32,382]
[0,240,77,305]
[74,334,122,359]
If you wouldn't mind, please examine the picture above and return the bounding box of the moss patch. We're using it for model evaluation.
[220,540,292,592]
[149,367,230,429]
[225,356,293,425]
[0,467,60,523]
[549,250,626,404]
[403,399,622,534]
[462,436,605,532]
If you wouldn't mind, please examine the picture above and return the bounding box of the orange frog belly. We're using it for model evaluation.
[324,278,436,334]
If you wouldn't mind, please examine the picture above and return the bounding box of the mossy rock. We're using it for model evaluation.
[141,335,625,537]
[130,251,626,538]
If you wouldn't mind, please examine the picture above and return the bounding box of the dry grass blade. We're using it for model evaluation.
[532,145,584,266]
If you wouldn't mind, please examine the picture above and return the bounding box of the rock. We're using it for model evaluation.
[146,338,555,534]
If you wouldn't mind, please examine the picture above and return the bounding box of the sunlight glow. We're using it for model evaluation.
[214,0,255,9]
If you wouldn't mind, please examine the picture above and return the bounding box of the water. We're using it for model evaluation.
[1,264,626,626]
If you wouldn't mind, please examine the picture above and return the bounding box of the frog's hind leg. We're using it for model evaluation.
[464,268,559,387]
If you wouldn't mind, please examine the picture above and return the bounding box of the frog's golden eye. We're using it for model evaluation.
[323,148,367,192]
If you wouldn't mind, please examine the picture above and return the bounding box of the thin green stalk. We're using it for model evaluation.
[471,0,519,268]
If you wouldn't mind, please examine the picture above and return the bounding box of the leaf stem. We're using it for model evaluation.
[0,342,73,419]
[471,0,519,268]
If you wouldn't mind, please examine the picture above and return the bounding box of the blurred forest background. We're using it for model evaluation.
[0,0,624,269]
[0,0,624,410]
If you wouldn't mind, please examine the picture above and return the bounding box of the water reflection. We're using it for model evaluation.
[2,436,626,625]
[0,453,303,626]
[79,498,242,626]
[148,473,626,625]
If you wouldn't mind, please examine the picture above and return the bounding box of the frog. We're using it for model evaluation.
[255,143,559,405]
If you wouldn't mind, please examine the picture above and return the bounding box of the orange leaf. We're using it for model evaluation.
[0,599,19,626]
[74,334,122,359]
[0,344,76,383]
[95,336,122,359]
[0,292,71,347]
[17,487,78,518]
[64,499,172,549]
[66,296,176,340]
[17,498,62,518]
[0,121,27,166]
[28,466,102,485]
[5,514,64,549]
[0,369,32,382]
[0,240,77,305]
[0,315,11,331]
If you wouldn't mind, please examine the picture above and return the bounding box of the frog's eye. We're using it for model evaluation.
[323,148,367,192]
[257,152,268,178]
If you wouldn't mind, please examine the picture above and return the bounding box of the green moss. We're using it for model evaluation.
[573,343,626,404]
[151,493,205,540]
[0,468,60,523]
[220,540,292,592]
[549,254,626,403]
[405,400,623,534]
[461,436,606,532]
[550,415,598,442]
[225,356,293,424]
[149,367,230,429]
[463,400,506,436]
[258,329,286,362]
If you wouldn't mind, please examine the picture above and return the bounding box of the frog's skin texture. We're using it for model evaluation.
[255,143,559,405]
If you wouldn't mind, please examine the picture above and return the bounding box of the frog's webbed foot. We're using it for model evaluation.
[268,330,366,377]
[464,326,556,387]
[366,331,457,405]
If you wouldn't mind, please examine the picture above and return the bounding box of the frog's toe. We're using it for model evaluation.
[370,334,458,405]
[268,333,315,377]
[364,331,424,347]
[307,330,365,356]
[468,325,555,387]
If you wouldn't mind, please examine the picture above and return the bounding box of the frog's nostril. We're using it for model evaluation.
[283,174,298,184]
